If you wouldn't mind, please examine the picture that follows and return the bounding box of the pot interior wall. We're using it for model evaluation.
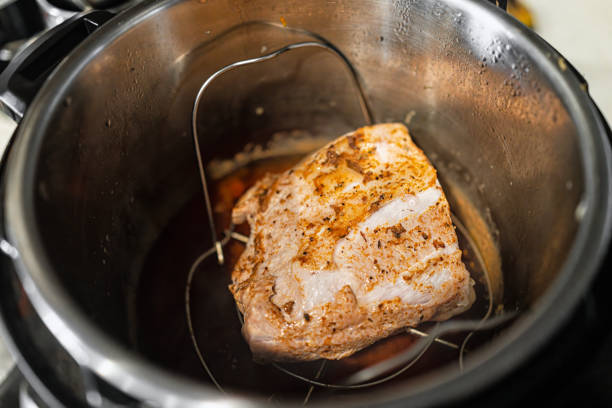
[29,0,582,402]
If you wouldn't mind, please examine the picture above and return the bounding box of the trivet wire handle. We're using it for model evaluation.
[191,40,374,265]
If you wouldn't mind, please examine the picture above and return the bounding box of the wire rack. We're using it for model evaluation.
[184,21,516,405]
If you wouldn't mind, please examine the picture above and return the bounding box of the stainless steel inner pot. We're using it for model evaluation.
[1,0,611,406]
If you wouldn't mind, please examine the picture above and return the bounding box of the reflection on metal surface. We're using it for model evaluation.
[0,336,14,388]
[19,383,40,408]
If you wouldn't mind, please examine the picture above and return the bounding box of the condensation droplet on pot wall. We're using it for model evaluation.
[575,200,588,222]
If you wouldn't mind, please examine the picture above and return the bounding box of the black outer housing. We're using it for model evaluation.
[0,10,113,121]
[0,19,610,406]
[0,0,610,406]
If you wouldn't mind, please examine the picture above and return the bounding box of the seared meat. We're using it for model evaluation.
[230,123,475,361]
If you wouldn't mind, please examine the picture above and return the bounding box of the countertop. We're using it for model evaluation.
[522,0,612,123]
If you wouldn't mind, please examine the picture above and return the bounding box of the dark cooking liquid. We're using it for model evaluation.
[136,156,495,402]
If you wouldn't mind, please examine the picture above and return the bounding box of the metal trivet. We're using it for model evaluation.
[185,22,516,404]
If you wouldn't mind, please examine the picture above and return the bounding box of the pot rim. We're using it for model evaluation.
[2,0,612,406]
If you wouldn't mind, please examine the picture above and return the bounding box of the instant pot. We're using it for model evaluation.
[0,0,610,406]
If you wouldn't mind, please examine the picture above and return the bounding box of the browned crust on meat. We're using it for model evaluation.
[229,123,475,362]
[291,126,437,271]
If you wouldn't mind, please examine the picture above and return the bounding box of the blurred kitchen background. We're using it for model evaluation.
[0,0,611,392]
